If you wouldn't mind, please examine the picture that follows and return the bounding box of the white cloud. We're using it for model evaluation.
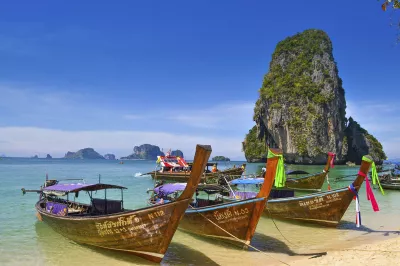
[0,127,245,159]
[166,102,255,130]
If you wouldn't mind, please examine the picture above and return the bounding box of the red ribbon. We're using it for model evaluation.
[358,171,379,212]
[328,152,335,168]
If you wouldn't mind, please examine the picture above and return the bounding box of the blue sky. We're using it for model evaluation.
[0,1,399,159]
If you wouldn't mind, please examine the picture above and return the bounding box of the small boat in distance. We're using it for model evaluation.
[145,154,245,182]
[380,183,400,190]
[148,149,280,247]
[21,144,212,263]
[283,152,336,191]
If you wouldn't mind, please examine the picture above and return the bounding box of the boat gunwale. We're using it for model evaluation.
[267,187,349,203]
[36,197,189,221]
[185,197,267,214]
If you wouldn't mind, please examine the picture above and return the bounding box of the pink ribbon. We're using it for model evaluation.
[328,152,335,168]
[358,171,380,212]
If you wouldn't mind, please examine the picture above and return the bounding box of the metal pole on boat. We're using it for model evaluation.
[98,174,101,184]
[121,189,124,210]
[223,175,237,199]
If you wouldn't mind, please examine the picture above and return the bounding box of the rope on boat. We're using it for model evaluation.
[188,205,291,266]
[265,204,329,255]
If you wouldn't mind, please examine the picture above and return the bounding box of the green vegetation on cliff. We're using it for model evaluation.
[244,29,386,164]
[243,126,268,161]
[259,30,340,106]
[345,117,386,163]
[256,30,346,156]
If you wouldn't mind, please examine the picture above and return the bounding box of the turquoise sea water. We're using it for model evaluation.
[0,158,399,266]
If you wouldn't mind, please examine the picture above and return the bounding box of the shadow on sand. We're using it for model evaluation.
[337,220,400,236]
[250,232,327,258]
[178,228,327,258]
[35,222,218,265]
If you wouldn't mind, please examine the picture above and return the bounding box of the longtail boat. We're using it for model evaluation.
[218,152,336,191]
[22,144,212,263]
[146,154,245,182]
[225,155,377,227]
[283,152,335,191]
[380,183,400,190]
[148,149,280,246]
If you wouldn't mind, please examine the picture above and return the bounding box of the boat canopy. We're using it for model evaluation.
[154,183,186,197]
[286,170,309,175]
[154,183,228,197]
[188,162,217,167]
[230,178,264,185]
[43,183,127,194]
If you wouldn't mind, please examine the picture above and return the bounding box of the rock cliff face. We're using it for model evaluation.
[64,148,105,159]
[345,117,386,165]
[171,150,184,157]
[120,144,164,160]
[244,29,385,164]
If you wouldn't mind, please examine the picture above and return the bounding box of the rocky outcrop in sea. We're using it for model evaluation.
[104,154,116,160]
[120,144,164,160]
[171,150,184,157]
[64,148,105,159]
[243,29,385,164]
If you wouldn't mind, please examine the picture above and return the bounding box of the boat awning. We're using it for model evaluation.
[154,183,228,196]
[154,183,187,196]
[188,162,217,167]
[286,170,309,175]
[43,183,127,194]
[230,178,264,185]
[197,184,229,194]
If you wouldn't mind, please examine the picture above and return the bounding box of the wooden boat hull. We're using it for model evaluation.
[149,167,244,182]
[265,187,354,227]
[36,199,190,263]
[380,183,400,190]
[285,171,327,191]
[179,197,267,246]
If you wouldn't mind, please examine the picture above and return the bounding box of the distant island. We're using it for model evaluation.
[31,155,39,159]
[171,149,184,157]
[64,148,105,159]
[121,144,164,160]
[212,156,230,161]
[120,145,185,160]
[104,154,116,160]
[46,154,52,159]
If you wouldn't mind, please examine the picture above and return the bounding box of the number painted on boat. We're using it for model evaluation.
[95,215,146,237]
[299,193,342,210]
[213,207,249,223]
[148,210,165,220]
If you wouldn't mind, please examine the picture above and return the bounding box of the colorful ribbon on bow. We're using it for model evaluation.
[358,170,380,212]
[268,149,286,188]
[328,152,335,168]
[348,183,361,227]
[362,156,385,195]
